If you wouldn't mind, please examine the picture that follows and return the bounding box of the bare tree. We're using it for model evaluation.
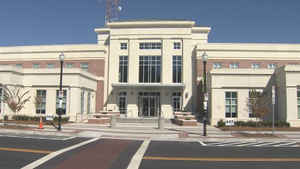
[2,86,31,115]
[34,95,43,115]
[248,89,271,127]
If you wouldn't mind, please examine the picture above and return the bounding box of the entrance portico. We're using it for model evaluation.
[111,83,185,119]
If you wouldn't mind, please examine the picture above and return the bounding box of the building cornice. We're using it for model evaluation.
[106,20,196,28]
[0,44,106,55]
[197,43,300,53]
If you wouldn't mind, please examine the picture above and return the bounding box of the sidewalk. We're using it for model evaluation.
[1,122,300,142]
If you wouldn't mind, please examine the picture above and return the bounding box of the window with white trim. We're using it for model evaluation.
[66,63,73,68]
[120,43,127,50]
[0,88,2,113]
[213,63,222,69]
[33,64,40,69]
[173,42,181,49]
[36,90,46,114]
[16,64,23,68]
[229,63,239,69]
[172,92,182,111]
[297,88,300,119]
[119,56,128,83]
[225,92,237,118]
[139,42,162,49]
[47,63,55,68]
[173,55,182,83]
[139,56,161,83]
[80,63,88,71]
[251,63,260,69]
[267,63,277,69]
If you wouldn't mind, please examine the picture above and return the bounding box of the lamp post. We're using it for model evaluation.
[202,52,208,136]
[58,52,64,131]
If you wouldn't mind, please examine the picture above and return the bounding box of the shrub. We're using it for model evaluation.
[53,116,69,123]
[4,115,8,121]
[217,119,225,127]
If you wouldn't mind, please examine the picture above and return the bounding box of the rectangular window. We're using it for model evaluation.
[16,64,23,68]
[119,56,128,83]
[0,88,2,113]
[47,63,55,68]
[173,42,181,49]
[56,90,67,115]
[173,55,182,83]
[87,92,91,114]
[251,63,260,69]
[297,88,300,119]
[225,92,238,118]
[36,90,46,114]
[229,63,239,69]
[33,64,40,69]
[267,63,277,69]
[80,63,88,71]
[66,63,73,68]
[213,63,222,69]
[118,92,127,114]
[80,90,84,114]
[139,42,162,49]
[120,43,128,50]
[172,92,182,111]
[139,56,161,83]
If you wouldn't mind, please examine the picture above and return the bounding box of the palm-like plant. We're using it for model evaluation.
[2,86,31,114]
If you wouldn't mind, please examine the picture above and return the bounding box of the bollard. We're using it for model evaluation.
[158,117,164,130]
[110,115,116,128]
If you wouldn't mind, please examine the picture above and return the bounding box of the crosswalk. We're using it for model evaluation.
[203,141,299,147]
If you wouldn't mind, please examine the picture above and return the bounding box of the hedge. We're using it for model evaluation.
[12,115,69,123]
[217,120,290,128]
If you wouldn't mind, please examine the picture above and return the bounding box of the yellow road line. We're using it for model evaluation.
[0,147,52,154]
[143,156,300,162]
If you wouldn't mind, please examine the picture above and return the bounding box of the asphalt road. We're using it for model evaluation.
[0,135,88,169]
[1,133,300,169]
[140,141,300,169]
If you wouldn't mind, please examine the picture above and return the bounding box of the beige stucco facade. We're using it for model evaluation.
[0,20,300,126]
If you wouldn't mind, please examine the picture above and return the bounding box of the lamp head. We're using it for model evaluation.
[59,53,65,61]
[202,52,208,62]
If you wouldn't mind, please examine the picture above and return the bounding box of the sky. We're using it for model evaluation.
[0,0,299,46]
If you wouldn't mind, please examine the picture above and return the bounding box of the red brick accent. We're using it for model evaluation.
[96,81,104,112]
[88,118,110,124]
[0,59,105,76]
[196,59,300,77]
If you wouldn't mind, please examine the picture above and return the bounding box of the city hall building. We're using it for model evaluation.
[1,20,300,126]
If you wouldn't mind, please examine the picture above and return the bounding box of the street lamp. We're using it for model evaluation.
[202,51,208,136]
[58,52,65,131]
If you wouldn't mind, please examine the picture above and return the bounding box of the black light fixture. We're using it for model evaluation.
[202,51,208,136]
[58,52,65,131]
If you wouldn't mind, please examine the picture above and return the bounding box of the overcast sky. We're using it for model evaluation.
[0,0,299,46]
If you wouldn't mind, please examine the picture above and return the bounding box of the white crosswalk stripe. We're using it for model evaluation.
[203,141,299,147]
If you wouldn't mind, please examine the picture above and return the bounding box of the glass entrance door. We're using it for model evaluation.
[138,92,160,117]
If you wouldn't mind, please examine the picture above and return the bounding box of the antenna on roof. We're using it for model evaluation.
[105,0,122,24]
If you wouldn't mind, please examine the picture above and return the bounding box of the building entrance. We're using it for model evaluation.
[138,92,160,117]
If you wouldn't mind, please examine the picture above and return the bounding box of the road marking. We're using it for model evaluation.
[0,147,52,154]
[254,142,279,147]
[273,142,297,147]
[0,134,73,141]
[198,140,207,146]
[21,137,100,169]
[143,156,300,162]
[235,142,264,147]
[127,139,151,169]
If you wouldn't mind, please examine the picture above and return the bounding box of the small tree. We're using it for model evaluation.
[2,86,31,115]
[248,89,270,127]
[34,95,43,115]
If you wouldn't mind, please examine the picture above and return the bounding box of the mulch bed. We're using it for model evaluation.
[219,126,300,131]
[233,132,281,138]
